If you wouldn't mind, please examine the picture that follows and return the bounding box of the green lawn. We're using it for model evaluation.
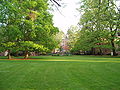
[0,56,120,90]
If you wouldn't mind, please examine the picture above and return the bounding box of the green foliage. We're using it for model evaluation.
[19,41,48,52]
[0,42,16,52]
[74,0,120,55]
[0,0,59,56]
[67,25,79,51]
[1,42,15,48]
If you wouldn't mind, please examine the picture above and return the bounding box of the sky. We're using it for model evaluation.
[52,0,80,34]
[116,0,120,8]
[52,0,120,34]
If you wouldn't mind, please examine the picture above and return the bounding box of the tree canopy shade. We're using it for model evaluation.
[0,0,59,59]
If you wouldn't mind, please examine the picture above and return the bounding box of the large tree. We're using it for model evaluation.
[75,0,120,55]
[0,0,59,59]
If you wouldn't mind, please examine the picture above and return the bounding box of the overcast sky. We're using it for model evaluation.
[52,0,80,34]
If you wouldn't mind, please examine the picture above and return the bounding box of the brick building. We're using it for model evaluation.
[60,36,70,52]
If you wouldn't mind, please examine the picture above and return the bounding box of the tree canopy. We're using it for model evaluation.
[72,0,120,55]
[0,0,59,58]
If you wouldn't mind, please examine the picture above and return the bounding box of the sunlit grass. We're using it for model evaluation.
[0,55,120,90]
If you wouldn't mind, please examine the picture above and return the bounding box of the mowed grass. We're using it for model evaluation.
[0,56,120,90]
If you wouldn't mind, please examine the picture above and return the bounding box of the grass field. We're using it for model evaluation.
[0,55,120,90]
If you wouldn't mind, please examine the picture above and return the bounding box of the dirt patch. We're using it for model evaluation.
[0,58,40,60]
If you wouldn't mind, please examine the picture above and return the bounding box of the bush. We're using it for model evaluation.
[52,54,60,56]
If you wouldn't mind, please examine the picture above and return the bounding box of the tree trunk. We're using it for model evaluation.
[8,49,11,59]
[99,48,103,55]
[111,40,116,56]
[91,47,95,55]
[109,25,117,56]
[15,51,19,57]
[24,50,29,59]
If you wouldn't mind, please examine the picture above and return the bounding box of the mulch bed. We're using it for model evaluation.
[0,58,40,60]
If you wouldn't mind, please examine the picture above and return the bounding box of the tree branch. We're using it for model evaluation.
[50,0,61,7]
